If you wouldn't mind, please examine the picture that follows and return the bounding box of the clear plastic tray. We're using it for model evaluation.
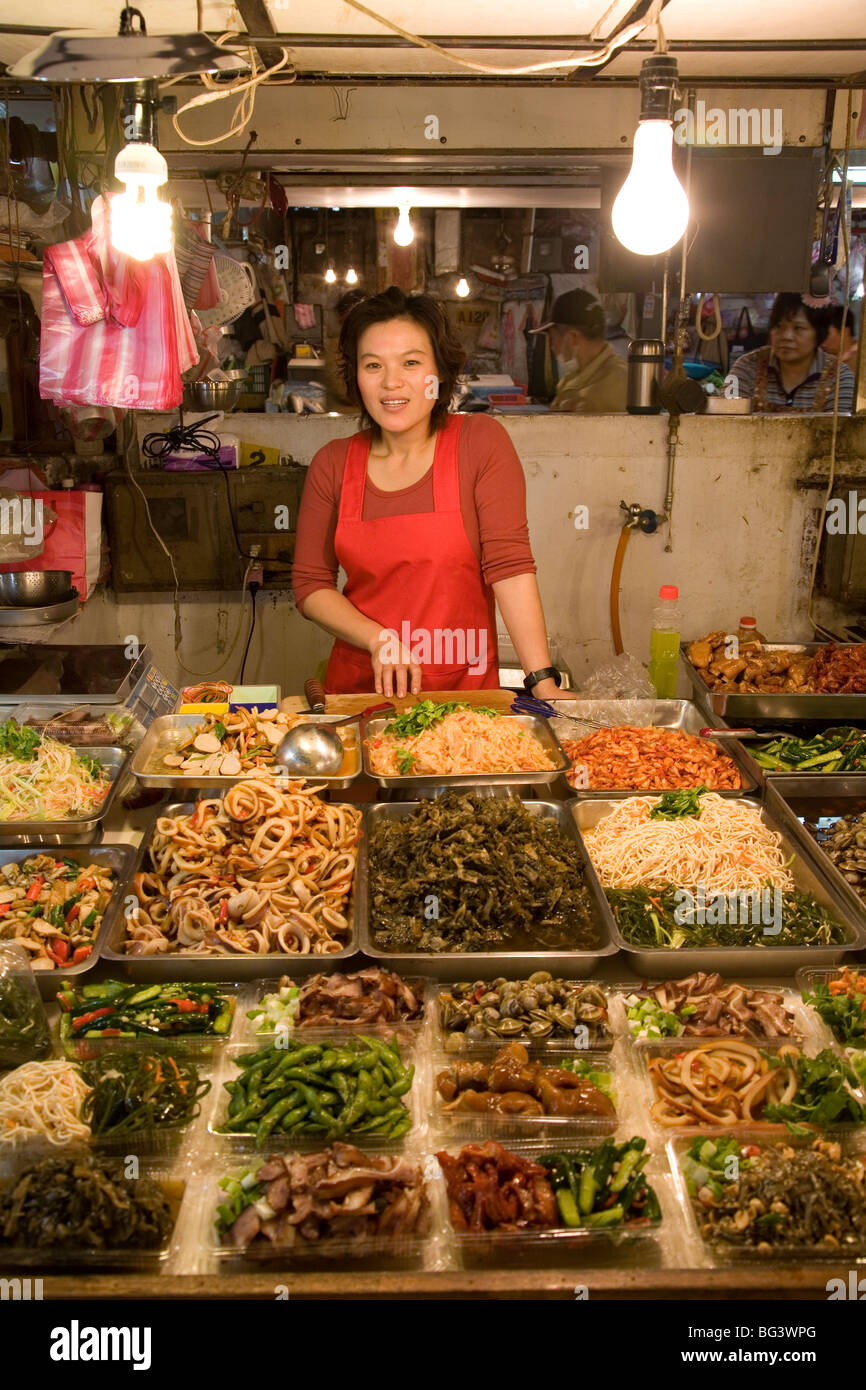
[0,1053,214,1164]
[669,1127,866,1263]
[0,941,52,1068]
[429,1049,619,1140]
[203,1151,432,1269]
[433,976,614,1057]
[796,964,866,1051]
[636,1037,866,1136]
[208,1039,423,1152]
[434,1136,665,1268]
[57,982,241,1061]
[241,973,428,1046]
[609,980,808,1050]
[0,1155,187,1268]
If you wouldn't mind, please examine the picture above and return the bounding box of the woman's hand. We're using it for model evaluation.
[370,628,423,698]
[531,678,561,700]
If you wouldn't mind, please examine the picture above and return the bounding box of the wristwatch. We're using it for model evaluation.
[523,666,562,693]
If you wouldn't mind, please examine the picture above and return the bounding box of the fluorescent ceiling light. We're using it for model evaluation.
[832,166,866,184]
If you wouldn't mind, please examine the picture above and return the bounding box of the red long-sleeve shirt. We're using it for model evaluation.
[291,412,537,611]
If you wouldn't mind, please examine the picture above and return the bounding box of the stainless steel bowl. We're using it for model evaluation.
[183,378,245,413]
[0,570,73,607]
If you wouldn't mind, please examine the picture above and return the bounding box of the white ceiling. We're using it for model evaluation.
[1,0,865,79]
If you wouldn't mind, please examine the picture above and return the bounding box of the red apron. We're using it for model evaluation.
[324,416,499,694]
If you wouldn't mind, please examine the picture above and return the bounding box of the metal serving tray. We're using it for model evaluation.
[131,713,361,791]
[359,798,617,979]
[361,712,570,789]
[571,795,866,976]
[763,781,866,933]
[0,745,131,843]
[680,640,866,721]
[544,698,757,797]
[0,843,139,998]
[99,802,360,980]
[730,737,866,799]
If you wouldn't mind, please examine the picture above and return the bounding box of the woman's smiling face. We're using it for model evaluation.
[356,317,440,435]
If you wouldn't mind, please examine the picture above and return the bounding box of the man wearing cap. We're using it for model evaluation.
[531,289,627,413]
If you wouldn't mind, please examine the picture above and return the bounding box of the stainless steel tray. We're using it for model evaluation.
[100,801,360,980]
[0,745,130,842]
[763,780,866,934]
[131,712,361,790]
[0,843,139,997]
[680,640,866,720]
[727,732,866,798]
[544,698,757,797]
[571,794,866,976]
[361,712,570,789]
[359,798,617,979]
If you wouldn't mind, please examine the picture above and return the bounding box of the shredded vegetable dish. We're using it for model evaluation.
[0,721,110,822]
[366,701,556,777]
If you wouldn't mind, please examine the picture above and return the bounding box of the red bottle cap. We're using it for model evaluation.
[659,585,678,600]
[739,616,756,627]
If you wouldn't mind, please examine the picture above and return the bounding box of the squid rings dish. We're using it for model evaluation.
[647,1040,803,1128]
[124,780,362,958]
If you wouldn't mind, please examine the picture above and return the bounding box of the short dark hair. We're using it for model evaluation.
[826,302,858,339]
[338,285,465,437]
[335,289,366,319]
[769,293,830,340]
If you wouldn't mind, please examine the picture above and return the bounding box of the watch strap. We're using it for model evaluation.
[523,666,561,691]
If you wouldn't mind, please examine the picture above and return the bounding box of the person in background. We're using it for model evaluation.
[823,303,859,370]
[529,289,627,412]
[324,289,368,411]
[730,293,855,413]
[293,286,561,698]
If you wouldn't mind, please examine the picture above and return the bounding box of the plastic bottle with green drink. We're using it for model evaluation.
[648,584,681,698]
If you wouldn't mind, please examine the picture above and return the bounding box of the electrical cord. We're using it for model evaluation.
[122,417,255,679]
[141,414,291,569]
[239,579,260,682]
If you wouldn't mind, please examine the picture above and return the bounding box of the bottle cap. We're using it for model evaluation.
[659,585,678,600]
[739,616,756,627]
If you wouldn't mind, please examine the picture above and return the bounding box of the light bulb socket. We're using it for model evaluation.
[121,79,160,146]
[638,55,680,122]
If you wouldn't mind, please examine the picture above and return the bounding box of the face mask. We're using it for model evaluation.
[556,353,579,376]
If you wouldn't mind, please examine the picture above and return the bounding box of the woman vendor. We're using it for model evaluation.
[292,286,561,699]
[729,293,855,412]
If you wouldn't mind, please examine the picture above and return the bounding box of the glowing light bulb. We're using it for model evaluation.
[612,120,689,257]
[393,203,414,247]
[324,264,337,284]
[110,142,172,261]
[345,267,358,285]
[455,277,470,298]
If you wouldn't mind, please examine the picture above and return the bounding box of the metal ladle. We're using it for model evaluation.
[274,702,395,776]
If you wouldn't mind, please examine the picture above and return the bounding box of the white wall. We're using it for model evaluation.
[60,411,864,694]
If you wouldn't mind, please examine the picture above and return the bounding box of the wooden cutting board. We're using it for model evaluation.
[321,688,518,716]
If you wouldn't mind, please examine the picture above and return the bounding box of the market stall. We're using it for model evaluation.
[0,669,863,1302]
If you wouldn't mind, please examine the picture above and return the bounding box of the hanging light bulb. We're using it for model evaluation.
[393,202,415,247]
[324,263,337,284]
[455,276,470,298]
[110,142,172,260]
[345,267,359,285]
[612,55,689,257]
